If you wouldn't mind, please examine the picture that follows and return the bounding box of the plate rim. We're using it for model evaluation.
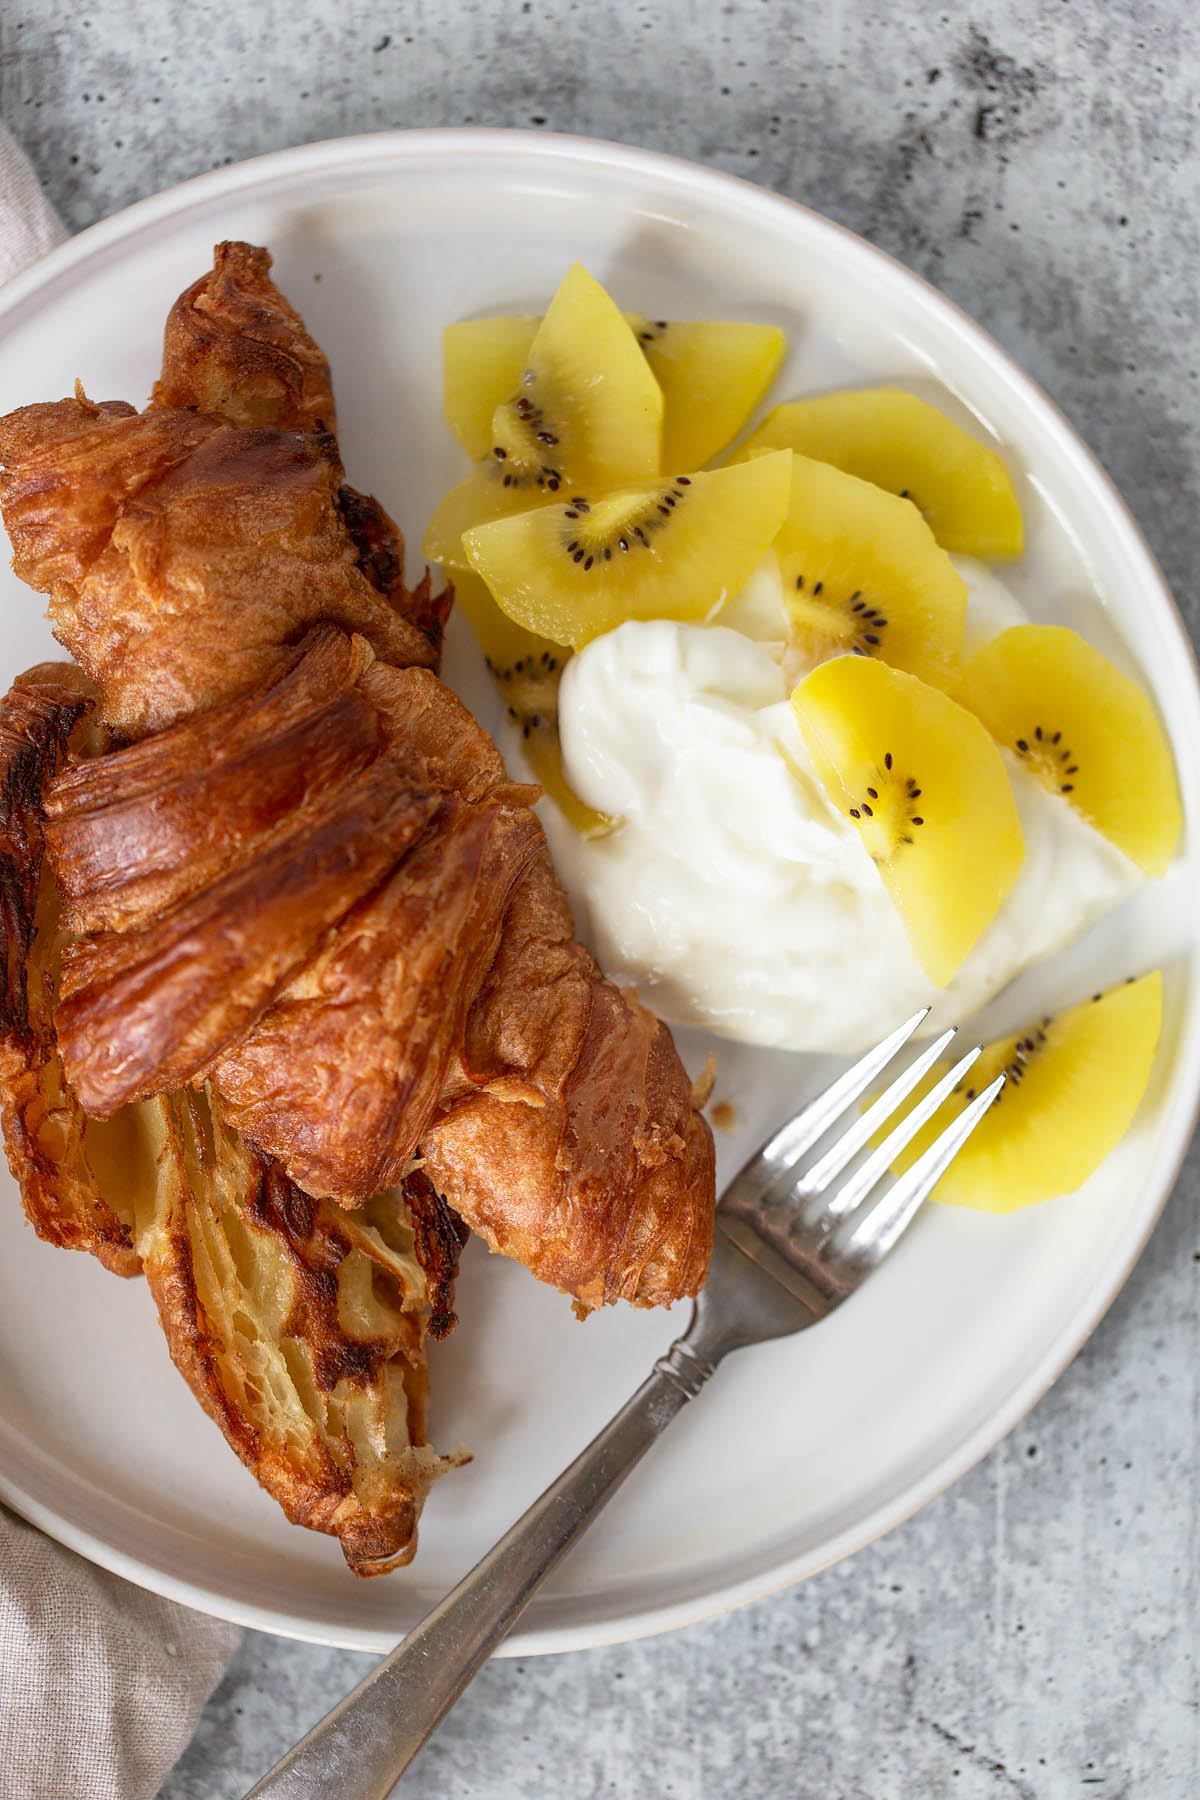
[0,124,1197,1657]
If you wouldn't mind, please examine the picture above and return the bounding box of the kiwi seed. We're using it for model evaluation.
[845,752,926,856]
[955,1016,1053,1110]
[993,1023,1052,1102]
[793,573,894,658]
[489,376,568,492]
[1012,724,1080,795]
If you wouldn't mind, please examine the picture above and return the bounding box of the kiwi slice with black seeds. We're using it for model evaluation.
[960,624,1182,877]
[876,972,1163,1212]
[423,262,662,572]
[773,455,967,687]
[487,261,661,493]
[462,452,793,649]
[624,315,785,470]
[790,654,1024,987]
[441,309,784,473]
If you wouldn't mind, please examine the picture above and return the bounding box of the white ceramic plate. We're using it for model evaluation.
[0,130,1197,1657]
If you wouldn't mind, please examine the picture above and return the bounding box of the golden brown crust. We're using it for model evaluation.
[0,242,456,733]
[211,795,544,1202]
[0,661,147,1276]
[55,747,440,1116]
[45,624,382,935]
[148,239,452,659]
[151,240,337,435]
[0,397,439,734]
[425,857,715,1310]
[360,661,538,808]
[0,398,212,610]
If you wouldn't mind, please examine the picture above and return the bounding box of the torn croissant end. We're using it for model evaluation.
[142,1096,468,1577]
[424,859,716,1313]
[0,662,464,1575]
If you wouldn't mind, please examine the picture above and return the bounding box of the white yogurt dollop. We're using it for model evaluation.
[550,567,1140,1055]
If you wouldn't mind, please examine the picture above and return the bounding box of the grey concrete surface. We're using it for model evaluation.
[2,2,1198,1796]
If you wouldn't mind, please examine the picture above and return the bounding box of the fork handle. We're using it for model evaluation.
[244,1336,717,1800]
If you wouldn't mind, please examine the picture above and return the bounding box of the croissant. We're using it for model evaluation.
[0,663,462,1573]
[1,244,717,1316]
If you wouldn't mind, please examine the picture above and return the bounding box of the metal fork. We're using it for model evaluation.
[246,1010,1003,1800]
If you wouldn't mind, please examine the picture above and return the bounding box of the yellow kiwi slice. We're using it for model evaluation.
[490,262,662,491]
[626,316,786,470]
[442,309,784,472]
[423,461,546,571]
[463,450,793,649]
[735,387,1023,559]
[453,570,611,835]
[960,624,1182,877]
[791,656,1024,986]
[443,315,538,461]
[879,972,1162,1212]
[424,264,662,572]
[774,455,967,686]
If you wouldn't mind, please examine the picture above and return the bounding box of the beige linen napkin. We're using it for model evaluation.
[0,121,242,1800]
[0,1509,240,1800]
[0,123,66,280]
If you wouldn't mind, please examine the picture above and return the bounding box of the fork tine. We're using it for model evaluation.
[748,1008,930,1178]
[793,1024,959,1200]
[811,1041,984,1229]
[835,1070,1007,1268]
